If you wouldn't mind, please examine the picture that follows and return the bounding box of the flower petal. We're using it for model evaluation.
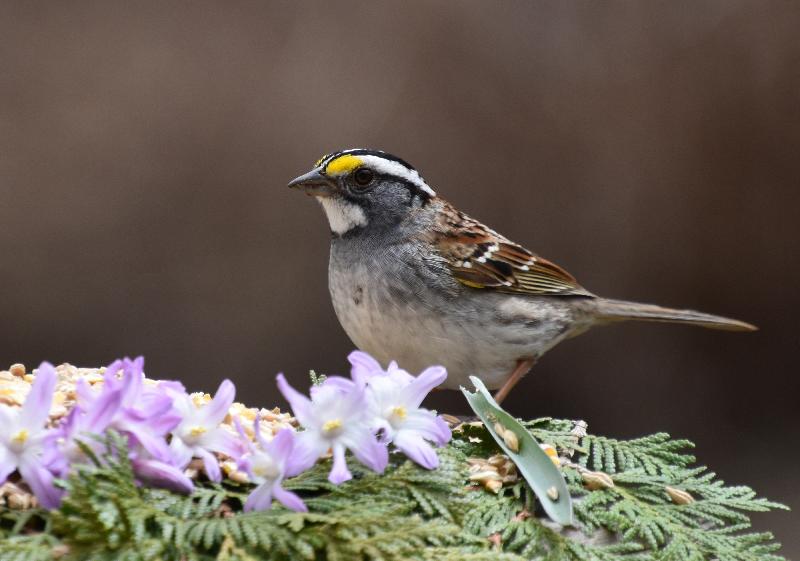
[202,379,235,425]
[144,406,183,436]
[403,410,451,446]
[393,431,439,469]
[0,447,16,485]
[168,437,194,469]
[203,428,245,460]
[273,484,308,512]
[83,388,123,432]
[232,417,254,453]
[119,358,144,405]
[132,458,194,493]
[342,430,388,474]
[20,362,57,428]
[347,351,384,385]
[276,374,314,427]
[244,481,274,512]
[103,359,124,388]
[311,375,355,397]
[197,447,221,483]
[75,378,97,408]
[19,460,62,509]
[124,423,174,462]
[292,432,327,472]
[267,429,295,461]
[328,443,352,484]
[402,365,446,409]
[137,391,180,426]
[253,413,270,449]
[286,432,323,477]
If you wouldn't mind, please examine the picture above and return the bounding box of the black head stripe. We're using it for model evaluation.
[316,148,417,172]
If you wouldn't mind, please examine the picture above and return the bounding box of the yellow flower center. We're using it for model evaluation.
[12,429,28,445]
[391,406,407,421]
[322,419,343,434]
[189,426,207,437]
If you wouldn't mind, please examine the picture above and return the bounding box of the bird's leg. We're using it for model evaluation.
[493,358,536,405]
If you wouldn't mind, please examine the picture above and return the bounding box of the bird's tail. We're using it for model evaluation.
[591,298,757,332]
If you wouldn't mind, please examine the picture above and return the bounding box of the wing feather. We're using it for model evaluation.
[423,200,593,297]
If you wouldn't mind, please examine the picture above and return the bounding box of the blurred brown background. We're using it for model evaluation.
[2,0,798,552]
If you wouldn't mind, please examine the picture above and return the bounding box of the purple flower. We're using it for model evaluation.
[73,357,193,492]
[131,454,194,494]
[348,351,452,469]
[167,379,243,482]
[44,381,123,478]
[237,421,307,512]
[78,357,182,464]
[277,374,388,484]
[348,351,385,386]
[0,362,62,508]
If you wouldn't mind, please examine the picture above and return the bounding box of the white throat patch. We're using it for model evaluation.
[317,197,367,235]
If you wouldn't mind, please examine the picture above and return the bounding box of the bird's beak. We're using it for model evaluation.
[287,169,337,197]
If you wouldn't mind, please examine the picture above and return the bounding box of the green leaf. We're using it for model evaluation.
[461,376,574,526]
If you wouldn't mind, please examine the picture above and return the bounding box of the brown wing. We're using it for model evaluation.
[423,200,594,297]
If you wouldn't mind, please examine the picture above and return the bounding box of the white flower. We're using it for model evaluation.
[168,379,243,482]
[348,352,452,469]
[277,373,388,484]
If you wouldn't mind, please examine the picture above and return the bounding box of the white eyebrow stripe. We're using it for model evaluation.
[357,155,436,197]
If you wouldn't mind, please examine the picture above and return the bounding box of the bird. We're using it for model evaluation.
[287,148,755,403]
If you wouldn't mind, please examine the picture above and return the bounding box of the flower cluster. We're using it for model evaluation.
[0,352,451,513]
[276,351,452,486]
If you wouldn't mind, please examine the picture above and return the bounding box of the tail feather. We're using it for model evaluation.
[592,298,757,332]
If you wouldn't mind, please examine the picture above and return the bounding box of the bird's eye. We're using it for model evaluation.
[353,168,374,188]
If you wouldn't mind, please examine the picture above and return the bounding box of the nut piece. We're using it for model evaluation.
[546,486,559,501]
[582,470,615,490]
[665,486,695,505]
[469,470,504,494]
[9,363,26,378]
[0,481,37,510]
[467,454,518,492]
[221,460,250,484]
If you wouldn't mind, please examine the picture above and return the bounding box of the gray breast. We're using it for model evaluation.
[327,238,584,390]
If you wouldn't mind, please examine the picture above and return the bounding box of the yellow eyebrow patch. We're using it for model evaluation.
[325,154,363,176]
[314,153,330,167]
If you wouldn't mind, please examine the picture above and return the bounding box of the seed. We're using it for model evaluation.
[440,413,461,426]
[502,430,520,452]
[546,486,559,501]
[665,486,694,505]
[487,454,509,467]
[493,421,506,437]
[485,479,503,493]
[468,470,502,483]
[582,470,615,490]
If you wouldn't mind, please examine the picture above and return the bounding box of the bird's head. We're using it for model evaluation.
[288,149,437,237]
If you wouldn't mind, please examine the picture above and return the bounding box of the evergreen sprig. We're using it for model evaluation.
[0,420,788,561]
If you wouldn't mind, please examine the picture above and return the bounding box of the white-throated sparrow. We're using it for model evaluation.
[288,149,755,403]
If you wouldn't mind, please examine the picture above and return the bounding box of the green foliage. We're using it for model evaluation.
[0,421,788,561]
